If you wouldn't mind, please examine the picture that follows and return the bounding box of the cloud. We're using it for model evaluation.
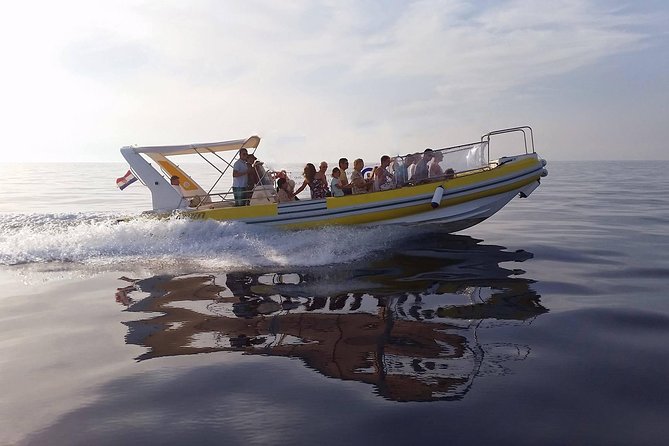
[0,0,665,161]
[350,0,650,109]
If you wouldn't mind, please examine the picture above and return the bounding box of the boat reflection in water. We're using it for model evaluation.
[115,232,547,402]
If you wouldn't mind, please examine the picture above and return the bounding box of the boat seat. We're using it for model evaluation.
[249,185,277,206]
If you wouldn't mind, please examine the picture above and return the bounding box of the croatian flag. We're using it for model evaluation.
[116,170,138,190]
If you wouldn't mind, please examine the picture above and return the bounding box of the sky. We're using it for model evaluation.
[0,0,667,163]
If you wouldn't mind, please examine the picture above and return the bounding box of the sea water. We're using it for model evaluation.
[0,161,668,445]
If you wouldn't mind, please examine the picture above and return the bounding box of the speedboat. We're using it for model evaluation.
[119,126,547,231]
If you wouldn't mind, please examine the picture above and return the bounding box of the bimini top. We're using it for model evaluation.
[128,135,261,156]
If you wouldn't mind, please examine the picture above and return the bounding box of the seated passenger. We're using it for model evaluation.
[294,163,330,199]
[445,168,455,179]
[330,167,344,197]
[338,158,353,195]
[390,156,406,186]
[411,149,433,182]
[317,161,330,195]
[404,154,417,184]
[276,178,295,203]
[428,151,444,178]
[350,158,372,194]
[276,170,298,200]
[277,170,295,192]
[374,155,395,191]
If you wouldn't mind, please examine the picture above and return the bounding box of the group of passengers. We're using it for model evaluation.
[232,147,455,206]
[405,148,454,183]
[275,156,399,203]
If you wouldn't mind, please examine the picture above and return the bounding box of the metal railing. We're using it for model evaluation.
[480,126,535,163]
[188,163,278,209]
[184,148,275,209]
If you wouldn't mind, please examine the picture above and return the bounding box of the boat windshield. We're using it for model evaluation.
[390,141,489,186]
[437,142,488,172]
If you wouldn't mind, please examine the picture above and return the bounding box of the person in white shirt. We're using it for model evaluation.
[338,158,353,195]
[330,167,344,197]
[232,148,249,206]
[405,154,417,185]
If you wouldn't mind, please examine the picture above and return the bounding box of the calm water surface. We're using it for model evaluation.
[0,161,668,445]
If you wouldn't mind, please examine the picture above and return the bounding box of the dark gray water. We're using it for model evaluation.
[1,161,668,445]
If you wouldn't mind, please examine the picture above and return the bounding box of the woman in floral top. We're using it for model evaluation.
[294,163,330,199]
